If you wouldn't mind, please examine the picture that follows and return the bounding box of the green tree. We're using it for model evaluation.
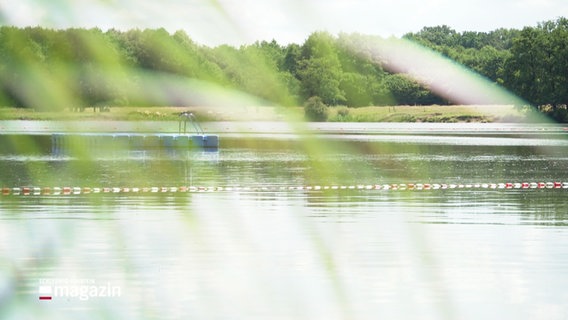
[0,27,74,110]
[340,72,372,107]
[383,74,437,105]
[335,33,389,107]
[504,18,568,110]
[297,32,345,105]
[283,43,302,78]
[405,25,458,48]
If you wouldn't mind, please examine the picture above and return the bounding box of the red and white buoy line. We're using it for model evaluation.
[2,182,568,196]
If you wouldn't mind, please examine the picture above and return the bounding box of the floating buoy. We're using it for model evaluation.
[2,181,568,197]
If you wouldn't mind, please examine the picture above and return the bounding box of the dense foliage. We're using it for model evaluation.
[304,96,329,122]
[404,18,568,120]
[0,18,566,120]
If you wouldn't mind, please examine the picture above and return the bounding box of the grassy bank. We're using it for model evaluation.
[0,105,528,122]
[327,105,528,123]
[0,106,291,122]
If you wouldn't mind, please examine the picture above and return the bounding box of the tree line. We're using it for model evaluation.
[0,18,566,121]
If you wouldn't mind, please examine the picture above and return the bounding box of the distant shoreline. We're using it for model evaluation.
[0,105,539,123]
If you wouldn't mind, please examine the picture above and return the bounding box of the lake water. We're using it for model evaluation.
[1,123,568,320]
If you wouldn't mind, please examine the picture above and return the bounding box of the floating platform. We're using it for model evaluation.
[51,133,219,153]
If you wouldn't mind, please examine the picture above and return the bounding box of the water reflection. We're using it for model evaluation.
[1,133,568,320]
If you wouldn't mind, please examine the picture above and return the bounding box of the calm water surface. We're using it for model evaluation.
[1,127,568,320]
